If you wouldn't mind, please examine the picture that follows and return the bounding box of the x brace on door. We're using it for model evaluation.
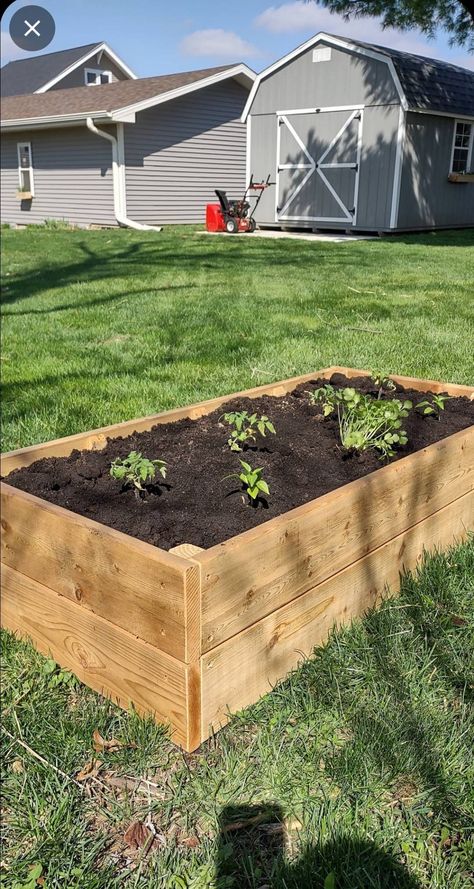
[276,107,363,224]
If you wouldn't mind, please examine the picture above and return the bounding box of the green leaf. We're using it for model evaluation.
[43,658,57,675]
[240,461,252,472]
[324,873,336,889]
[248,486,259,499]
[257,480,269,494]
[266,421,276,434]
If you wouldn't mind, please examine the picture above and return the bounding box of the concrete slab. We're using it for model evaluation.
[200,228,375,243]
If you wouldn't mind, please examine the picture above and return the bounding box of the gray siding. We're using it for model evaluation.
[251,41,399,115]
[124,80,248,224]
[0,127,115,226]
[48,54,127,90]
[398,111,474,229]
[248,41,400,230]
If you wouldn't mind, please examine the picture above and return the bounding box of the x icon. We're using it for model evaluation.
[24,18,40,36]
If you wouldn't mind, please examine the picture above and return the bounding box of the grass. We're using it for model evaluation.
[1,226,474,888]
[1,226,473,451]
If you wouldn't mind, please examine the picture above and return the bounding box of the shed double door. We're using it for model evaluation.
[276,107,363,225]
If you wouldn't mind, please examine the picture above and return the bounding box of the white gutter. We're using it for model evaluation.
[86,117,162,231]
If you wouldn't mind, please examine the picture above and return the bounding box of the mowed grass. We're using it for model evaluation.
[1,226,473,450]
[1,226,474,888]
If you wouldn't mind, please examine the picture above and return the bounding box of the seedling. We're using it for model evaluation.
[224,459,270,503]
[311,386,412,459]
[416,393,450,418]
[220,410,276,451]
[110,450,167,495]
[370,371,396,399]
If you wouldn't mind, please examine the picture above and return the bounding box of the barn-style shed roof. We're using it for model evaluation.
[242,33,474,121]
[358,42,474,117]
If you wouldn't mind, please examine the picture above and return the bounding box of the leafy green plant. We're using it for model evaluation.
[416,393,450,418]
[370,370,396,398]
[220,410,276,451]
[311,385,412,459]
[224,459,270,502]
[12,863,44,889]
[110,450,167,494]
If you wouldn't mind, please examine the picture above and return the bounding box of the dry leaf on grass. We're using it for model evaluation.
[92,729,136,752]
[76,758,102,781]
[124,820,152,850]
[180,835,200,848]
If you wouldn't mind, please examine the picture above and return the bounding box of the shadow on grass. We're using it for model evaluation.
[216,803,420,888]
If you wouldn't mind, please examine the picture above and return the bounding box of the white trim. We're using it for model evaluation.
[110,63,256,117]
[2,111,113,130]
[389,105,406,229]
[276,107,362,225]
[17,140,34,196]
[241,33,407,121]
[277,104,364,116]
[84,67,113,86]
[2,64,256,131]
[36,42,137,92]
[116,122,127,216]
[410,108,474,122]
[449,118,473,174]
[246,114,252,185]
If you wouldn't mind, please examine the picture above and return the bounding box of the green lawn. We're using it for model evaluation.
[1,226,474,889]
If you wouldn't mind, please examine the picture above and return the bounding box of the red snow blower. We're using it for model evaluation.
[206,174,274,234]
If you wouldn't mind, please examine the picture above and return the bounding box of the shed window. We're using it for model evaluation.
[17,142,34,196]
[85,68,112,85]
[450,120,473,173]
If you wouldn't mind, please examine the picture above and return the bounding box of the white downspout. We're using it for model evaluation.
[86,117,162,231]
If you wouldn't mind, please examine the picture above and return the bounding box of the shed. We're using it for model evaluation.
[243,33,474,232]
[0,61,255,227]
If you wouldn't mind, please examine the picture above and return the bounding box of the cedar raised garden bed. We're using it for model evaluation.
[1,366,473,751]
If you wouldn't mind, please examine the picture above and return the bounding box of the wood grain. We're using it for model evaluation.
[200,491,473,736]
[0,484,197,660]
[1,563,188,748]
[198,426,474,651]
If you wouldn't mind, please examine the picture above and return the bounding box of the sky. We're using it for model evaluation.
[1,0,473,74]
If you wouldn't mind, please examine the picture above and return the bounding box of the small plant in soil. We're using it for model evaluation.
[220,410,276,451]
[416,393,450,418]
[110,451,167,497]
[310,386,412,459]
[224,459,270,504]
[370,370,396,399]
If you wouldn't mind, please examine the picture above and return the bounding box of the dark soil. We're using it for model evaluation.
[4,374,473,551]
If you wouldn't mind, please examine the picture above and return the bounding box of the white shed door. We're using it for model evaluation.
[276,108,363,224]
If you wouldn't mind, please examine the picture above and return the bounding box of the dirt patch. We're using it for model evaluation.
[4,374,473,551]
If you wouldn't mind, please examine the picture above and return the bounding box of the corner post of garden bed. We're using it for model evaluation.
[170,543,204,751]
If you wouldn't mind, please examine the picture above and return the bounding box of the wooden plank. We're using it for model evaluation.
[198,426,474,651]
[2,367,471,477]
[332,366,474,399]
[1,563,189,748]
[0,367,338,475]
[0,484,198,661]
[201,491,473,737]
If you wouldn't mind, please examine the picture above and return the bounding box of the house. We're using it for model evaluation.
[243,33,474,232]
[0,44,255,228]
[1,41,137,95]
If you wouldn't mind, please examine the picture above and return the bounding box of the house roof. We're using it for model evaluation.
[1,64,256,128]
[242,32,474,121]
[1,43,105,96]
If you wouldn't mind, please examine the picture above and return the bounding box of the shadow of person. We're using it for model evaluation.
[216,804,421,889]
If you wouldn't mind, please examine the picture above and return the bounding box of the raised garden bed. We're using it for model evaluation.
[1,367,473,751]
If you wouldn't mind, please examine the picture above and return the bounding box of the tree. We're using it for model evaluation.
[314,0,474,50]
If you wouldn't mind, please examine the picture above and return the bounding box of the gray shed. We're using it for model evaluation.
[0,61,255,227]
[243,33,474,232]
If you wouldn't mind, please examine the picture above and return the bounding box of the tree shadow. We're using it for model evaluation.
[216,803,421,888]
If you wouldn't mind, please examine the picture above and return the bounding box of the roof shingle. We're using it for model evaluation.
[1,43,102,97]
[1,65,240,121]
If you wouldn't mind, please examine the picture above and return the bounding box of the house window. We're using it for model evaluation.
[450,120,473,173]
[84,68,112,85]
[17,142,34,196]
